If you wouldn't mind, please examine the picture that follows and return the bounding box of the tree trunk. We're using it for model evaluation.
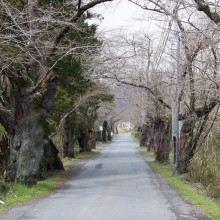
[140,123,154,151]
[39,138,64,179]
[62,114,75,158]
[107,127,112,141]
[102,121,108,142]
[140,124,148,147]
[154,118,171,162]
[7,77,63,185]
[89,128,96,149]
[96,131,102,141]
[177,116,195,173]
[7,99,45,185]
[114,126,118,134]
[78,129,90,152]
[0,137,9,176]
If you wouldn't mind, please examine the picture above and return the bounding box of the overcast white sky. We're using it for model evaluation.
[90,0,158,35]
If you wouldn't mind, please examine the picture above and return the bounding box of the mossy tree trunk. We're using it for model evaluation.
[7,78,63,185]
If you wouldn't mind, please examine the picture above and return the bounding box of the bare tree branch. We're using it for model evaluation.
[194,0,220,24]
[50,0,113,57]
[103,74,171,110]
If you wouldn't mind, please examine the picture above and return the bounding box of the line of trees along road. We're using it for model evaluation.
[0,0,114,185]
[94,0,220,179]
[1,0,220,192]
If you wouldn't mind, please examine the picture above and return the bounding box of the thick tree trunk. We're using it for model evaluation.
[89,128,96,149]
[102,121,108,142]
[7,100,45,185]
[107,127,112,141]
[39,138,64,178]
[0,137,9,176]
[140,123,154,149]
[140,124,147,147]
[177,116,195,173]
[7,77,63,185]
[78,129,90,152]
[62,114,75,158]
[96,131,102,141]
[154,118,171,162]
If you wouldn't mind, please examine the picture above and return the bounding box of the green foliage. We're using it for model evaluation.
[131,130,141,143]
[67,19,100,45]
[138,147,155,158]
[55,58,91,101]
[74,94,113,137]
[0,180,10,200]
[38,0,76,12]
[43,116,58,137]
[47,16,103,137]
[54,18,101,115]
[189,137,220,198]
[52,18,113,137]
[6,0,27,9]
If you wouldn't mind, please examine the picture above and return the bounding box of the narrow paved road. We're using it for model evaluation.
[1,133,209,220]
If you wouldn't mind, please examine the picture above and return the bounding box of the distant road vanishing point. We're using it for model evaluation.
[0,133,210,220]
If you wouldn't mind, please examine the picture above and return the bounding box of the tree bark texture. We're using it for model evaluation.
[102,121,108,142]
[0,137,9,176]
[140,124,148,147]
[140,123,154,151]
[78,129,90,152]
[154,118,171,162]
[89,128,96,149]
[7,78,63,185]
[107,127,112,141]
[177,116,195,173]
[7,98,45,185]
[96,131,102,142]
[62,114,75,158]
[39,138,64,178]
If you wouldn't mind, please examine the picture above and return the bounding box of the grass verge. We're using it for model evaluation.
[0,148,101,213]
[138,147,155,158]
[150,161,220,220]
[139,148,220,220]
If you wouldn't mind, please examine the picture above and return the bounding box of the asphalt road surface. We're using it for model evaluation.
[1,133,210,220]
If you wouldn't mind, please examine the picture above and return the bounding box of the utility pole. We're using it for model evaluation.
[173,0,180,167]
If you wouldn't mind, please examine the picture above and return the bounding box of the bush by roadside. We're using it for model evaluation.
[189,138,220,199]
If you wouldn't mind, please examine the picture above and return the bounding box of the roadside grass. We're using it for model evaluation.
[138,147,155,158]
[151,161,220,220]
[0,148,101,212]
[131,132,140,145]
[139,148,220,220]
[118,128,131,134]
